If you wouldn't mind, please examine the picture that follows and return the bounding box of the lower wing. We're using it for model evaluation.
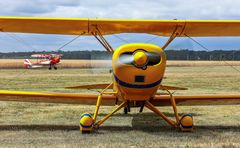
[0,90,240,106]
[0,90,116,105]
[152,95,240,106]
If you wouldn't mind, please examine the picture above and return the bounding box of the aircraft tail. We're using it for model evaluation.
[23,59,32,68]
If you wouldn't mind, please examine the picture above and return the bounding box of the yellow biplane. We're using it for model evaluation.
[0,17,240,133]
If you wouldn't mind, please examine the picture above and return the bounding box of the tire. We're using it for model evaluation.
[124,107,128,114]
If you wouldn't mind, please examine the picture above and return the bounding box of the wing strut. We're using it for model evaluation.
[162,25,184,50]
[92,26,114,53]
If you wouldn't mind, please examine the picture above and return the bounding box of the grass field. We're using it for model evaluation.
[0,61,240,147]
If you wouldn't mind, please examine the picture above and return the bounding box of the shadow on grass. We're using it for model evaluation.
[0,111,237,138]
[97,112,201,117]
[0,124,79,131]
[99,125,240,133]
[0,111,239,134]
[0,124,239,139]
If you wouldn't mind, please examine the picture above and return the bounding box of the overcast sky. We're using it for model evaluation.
[1,0,240,52]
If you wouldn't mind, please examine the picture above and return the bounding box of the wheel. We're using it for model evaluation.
[79,113,94,134]
[49,67,52,70]
[124,107,128,114]
[54,67,57,70]
[179,114,193,132]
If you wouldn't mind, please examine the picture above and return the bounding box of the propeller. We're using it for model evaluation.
[118,50,161,70]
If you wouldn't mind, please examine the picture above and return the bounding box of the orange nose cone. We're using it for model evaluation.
[133,51,148,67]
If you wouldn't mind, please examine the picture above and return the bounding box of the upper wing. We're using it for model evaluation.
[153,95,240,106]
[1,16,240,36]
[31,54,51,58]
[0,90,116,105]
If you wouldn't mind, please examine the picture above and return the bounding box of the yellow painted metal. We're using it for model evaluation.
[0,90,240,106]
[0,90,116,105]
[100,82,114,93]
[93,95,102,121]
[2,16,240,36]
[65,83,113,89]
[180,116,193,127]
[93,26,114,52]
[1,16,240,131]
[133,51,148,67]
[162,26,181,50]
[164,89,180,124]
[158,85,188,90]
[112,43,166,101]
[145,101,177,128]
[80,113,94,131]
[152,95,240,106]
[94,101,127,128]
[180,115,193,132]
[93,83,116,121]
[66,83,187,90]
[170,96,180,124]
[102,92,118,95]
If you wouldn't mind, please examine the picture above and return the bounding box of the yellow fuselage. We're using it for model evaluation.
[112,43,166,101]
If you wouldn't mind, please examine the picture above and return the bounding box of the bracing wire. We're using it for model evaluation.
[185,34,240,73]
[112,34,129,43]
[2,32,38,51]
[145,35,161,43]
[56,34,82,51]
[3,69,29,89]
[0,32,32,88]
[2,31,83,52]
[0,32,84,89]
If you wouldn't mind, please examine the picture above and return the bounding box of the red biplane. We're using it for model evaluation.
[24,54,62,70]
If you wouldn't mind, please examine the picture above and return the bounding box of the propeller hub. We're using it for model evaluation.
[133,51,148,67]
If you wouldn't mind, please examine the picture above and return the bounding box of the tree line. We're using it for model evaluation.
[0,50,239,60]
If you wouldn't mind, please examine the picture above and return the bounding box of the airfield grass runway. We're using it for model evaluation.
[0,61,240,147]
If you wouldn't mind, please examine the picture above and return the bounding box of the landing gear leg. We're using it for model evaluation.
[145,101,177,128]
[139,101,145,113]
[124,107,128,114]
[145,91,193,132]
[94,101,127,128]
[49,65,52,70]
[79,83,120,133]
[165,89,194,132]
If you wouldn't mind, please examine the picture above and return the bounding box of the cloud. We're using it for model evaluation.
[0,0,240,52]
[0,0,80,16]
[30,0,240,19]
[1,0,240,19]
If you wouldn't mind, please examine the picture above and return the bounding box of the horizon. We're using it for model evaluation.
[0,48,240,54]
[0,48,240,53]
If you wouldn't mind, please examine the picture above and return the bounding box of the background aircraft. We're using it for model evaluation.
[23,54,62,70]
